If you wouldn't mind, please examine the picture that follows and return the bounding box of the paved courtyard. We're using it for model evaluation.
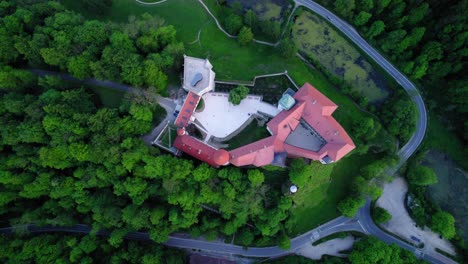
[193,92,280,139]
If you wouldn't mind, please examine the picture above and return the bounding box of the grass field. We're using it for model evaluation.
[424,113,466,169]
[62,0,394,235]
[292,10,389,103]
[288,153,372,234]
[61,0,210,43]
[255,2,283,21]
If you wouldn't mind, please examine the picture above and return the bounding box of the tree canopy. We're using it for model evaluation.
[430,211,456,239]
[349,236,420,264]
[0,0,296,253]
[407,165,438,186]
[372,206,392,224]
[228,85,250,105]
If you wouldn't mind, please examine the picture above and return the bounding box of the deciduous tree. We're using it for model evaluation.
[430,211,456,239]
[238,26,254,46]
[407,165,438,186]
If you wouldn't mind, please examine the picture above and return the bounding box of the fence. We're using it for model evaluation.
[215,71,299,90]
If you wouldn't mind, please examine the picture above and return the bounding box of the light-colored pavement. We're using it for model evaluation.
[358,200,457,264]
[376,177,456,255]
[297,236,354,260]
[193,92,279,138]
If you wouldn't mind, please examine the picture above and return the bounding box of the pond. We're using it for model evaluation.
[293,11,391,104]
[423,150,468,241]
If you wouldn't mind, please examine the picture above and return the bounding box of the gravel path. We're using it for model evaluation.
[376,177,456,256]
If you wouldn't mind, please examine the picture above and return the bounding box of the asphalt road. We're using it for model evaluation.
[0,216,365,258]
[357,200,457,264]
[292,1,454,263]
[22,3,439,261]
[295,0,428,170]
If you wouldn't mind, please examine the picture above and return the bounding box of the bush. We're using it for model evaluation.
[372,206,392,224]
[228,85,249,105]
[278,38,297,58]
[430,211,456,239]
[225,14,243,35]
[237,27,254,46]
[337,197,365,217]
[407,165,438,186]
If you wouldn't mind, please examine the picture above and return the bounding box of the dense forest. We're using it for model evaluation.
[0,0,298,254]
[0,0,184,94]
[316,0,467,149]
[0,74,294,249]
[1,0,464,262]
[0,233,186,263]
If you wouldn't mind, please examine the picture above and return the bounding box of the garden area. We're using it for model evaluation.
[214,74,296,104]
[204,0,294,42]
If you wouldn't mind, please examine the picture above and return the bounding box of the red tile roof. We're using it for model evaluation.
[173,134,230,167]
[175,91,200,127]
[173,83,354,167]
[229,136,278,167]
[229,83,355,166]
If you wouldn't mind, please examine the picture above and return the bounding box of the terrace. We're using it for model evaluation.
[192,92,279,139]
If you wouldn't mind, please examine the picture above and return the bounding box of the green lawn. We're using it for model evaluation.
[226,121,270,150]
[424,113,466,169]
[61,0,210,43]
[289,153,373,235]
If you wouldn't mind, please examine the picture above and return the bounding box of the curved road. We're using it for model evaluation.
[0,216,365,258]
[295,0,427,169]
[357,201,456,264]
[19,1,443,262]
